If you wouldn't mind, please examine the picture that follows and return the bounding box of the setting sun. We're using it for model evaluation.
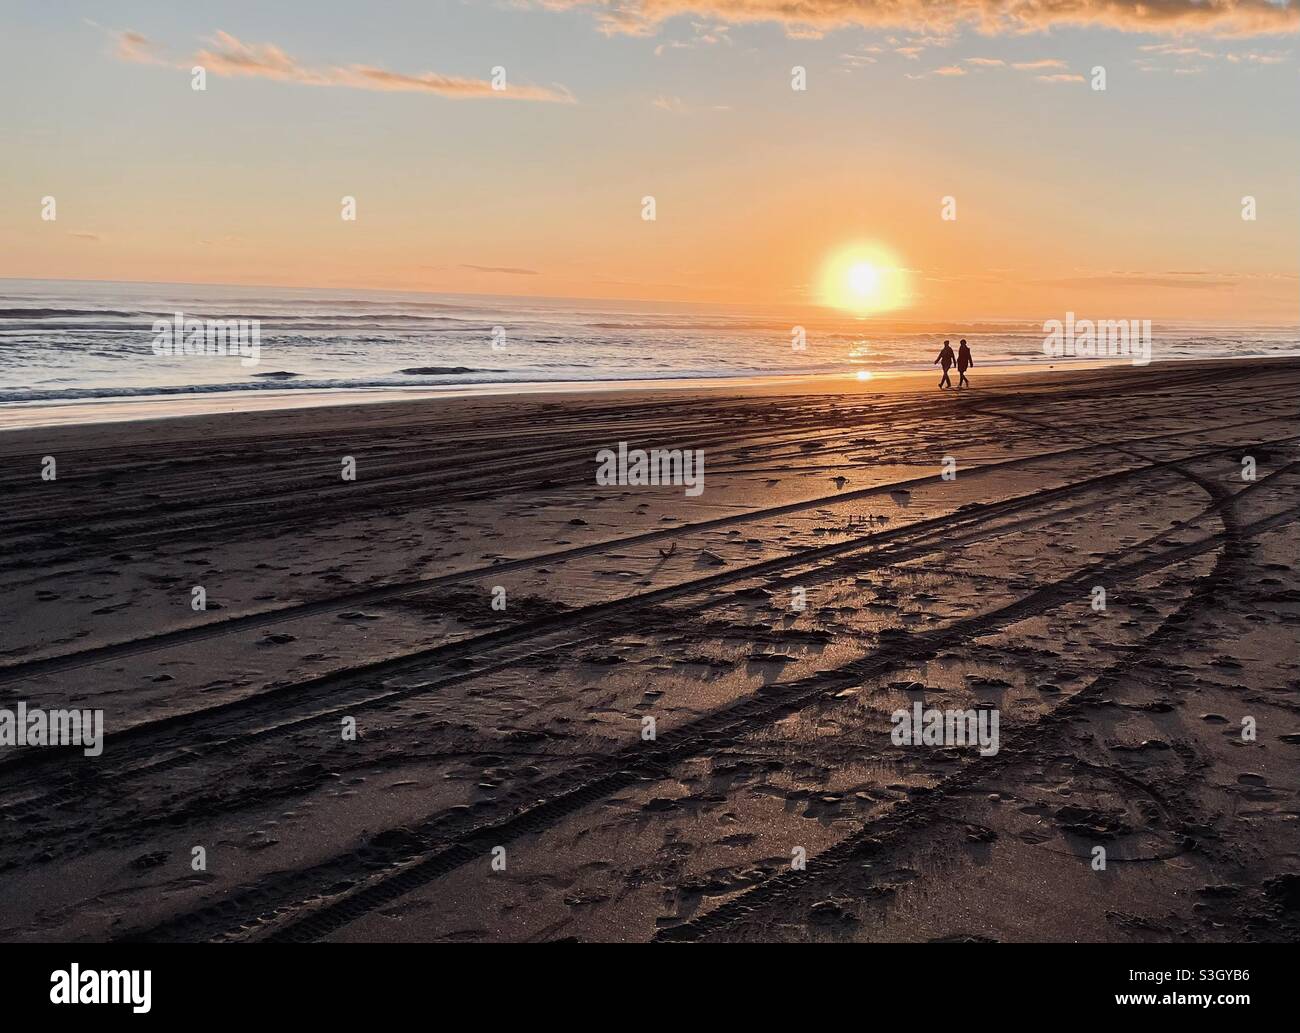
[820,245,909,314]
[848,263,879,298]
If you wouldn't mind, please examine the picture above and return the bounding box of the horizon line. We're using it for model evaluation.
[3,275,1296,328]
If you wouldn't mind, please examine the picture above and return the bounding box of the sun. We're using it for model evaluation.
[820,244,908,314]
[848,262,879,298]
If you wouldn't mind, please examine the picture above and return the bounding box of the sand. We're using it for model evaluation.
[0,358,1296,943]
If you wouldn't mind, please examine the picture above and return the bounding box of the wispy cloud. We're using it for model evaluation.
[652,93,730,112]
[460,264,539,276]
[107,28,574,102]
[1225,49,1289,62]
[1139,42,1217,58]
[545,1,1300,39]
[840,49,879,67]
[653,20,732,53]
[1135,39,1290,71]
[1034,270,1239,289]
[952,55,1079,81]
[113,29,167,65]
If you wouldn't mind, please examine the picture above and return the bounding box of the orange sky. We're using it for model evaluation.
[2,3,1296,321]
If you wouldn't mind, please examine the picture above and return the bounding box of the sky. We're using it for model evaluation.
[1,0,1297,321]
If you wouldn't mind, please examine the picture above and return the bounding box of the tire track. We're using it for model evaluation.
[0,475,1129,840]
[0,433,1271,797]
[113,495,1299,944]
[0,465,1155,808]
[4,436,1290,814]
[3,371,1286,568]
[651,400,1280,943]
[4,425,1292,688]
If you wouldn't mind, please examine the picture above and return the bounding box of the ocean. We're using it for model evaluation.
[1,278,1296,406]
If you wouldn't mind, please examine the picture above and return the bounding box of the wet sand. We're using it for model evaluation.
[0,357,1297,943]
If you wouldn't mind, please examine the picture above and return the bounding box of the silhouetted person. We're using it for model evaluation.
[935,340,954,389]
[957,338,973,388]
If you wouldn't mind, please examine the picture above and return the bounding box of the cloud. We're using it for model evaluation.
[461,264,539,276]
[1139,42,1217,58]
[1225,49,1289,61]
[69,232,101,242]
[1136,39,1289,69]
[545,1,1300,38]
[933,64,968,75]
[1034,272,1237,289]
[114,29,167,65]
[955,55,1078,78]
[652,93,731,111]
[913,34,956,47]
[110,28,573,102]
[653,19,733,52]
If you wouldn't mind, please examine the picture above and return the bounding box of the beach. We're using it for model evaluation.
[0,357,1297,943]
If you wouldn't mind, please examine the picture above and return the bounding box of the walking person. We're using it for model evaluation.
[935,340,955,389]
[957,338,974,389]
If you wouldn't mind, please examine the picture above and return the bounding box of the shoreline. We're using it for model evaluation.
[0,355,1251,432]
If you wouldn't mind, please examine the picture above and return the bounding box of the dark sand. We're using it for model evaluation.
[0,359,1297,943]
